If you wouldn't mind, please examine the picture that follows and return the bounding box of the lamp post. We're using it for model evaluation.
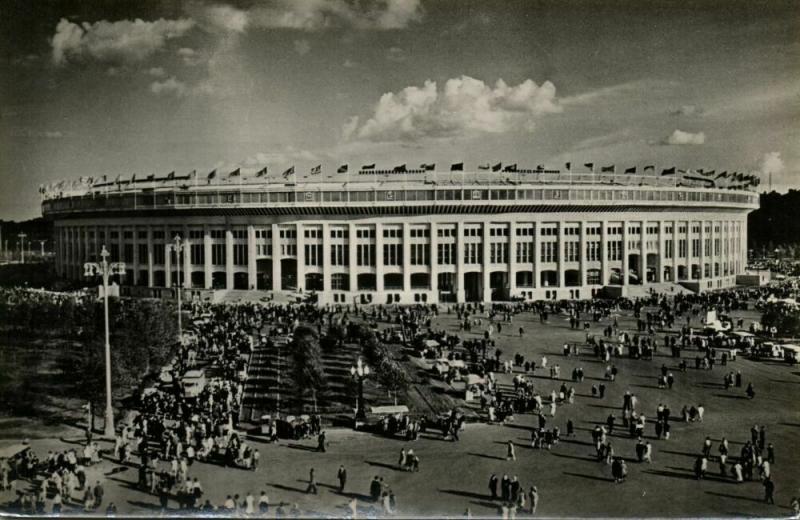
[39,240,46,256]
[168,235,185,343]
[84,245,126,438]
[17,233,26,263]
[350,357,370,419]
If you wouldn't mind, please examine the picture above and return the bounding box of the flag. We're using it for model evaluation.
[700,169,715,177]
[450,162,463,171]
[492,163,502,172]
[256,167,268,177]
[337,164,348,173]
[565,162,571,171]
[361,163,375,170]
[478,163,490,170]
[187,170,196,180]
[421,163,435,171]
[536,164,545,172]
[661,167,676,175]
[624,166,636,174]
[601,165,615,173]
[166,171,176,180]
[207,169,217,182]
[282,166,295,179]
[584,162,594,171]
[393,164,407,172]
[715,171,728,180]
[310,165,321,175]
[228,168,240,178]
[643,165,655,172]
[146,174,155,182]
[503,164,517,172]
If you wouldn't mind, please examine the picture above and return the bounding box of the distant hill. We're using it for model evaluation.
[749,190,800,249]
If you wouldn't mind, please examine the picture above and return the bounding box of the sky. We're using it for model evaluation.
[1,0,798,221]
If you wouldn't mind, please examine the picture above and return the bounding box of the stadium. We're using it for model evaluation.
[41,168,760,304]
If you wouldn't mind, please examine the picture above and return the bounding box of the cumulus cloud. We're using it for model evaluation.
[51,17,195,66]
[147,66,167,77]
[150,77,188,97]
[759,151,785,174]
[662,129,706,146]
[293,39,311,55]
[197,0,422,32]
[177,47,204,66]
[240,147,320,169]
[344,75,562,142]
[386,46,406,62]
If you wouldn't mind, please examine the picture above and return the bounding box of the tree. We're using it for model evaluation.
[291,325,327,412]
[376,359,410,405]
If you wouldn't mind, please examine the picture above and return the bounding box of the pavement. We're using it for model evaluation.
[2,299,800,517]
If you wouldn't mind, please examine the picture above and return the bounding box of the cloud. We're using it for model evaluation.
[386,46,406,62]
[147,66,167,77]
[759,151,785,174]
[196,0,422,32]
[10,129,64,139]
[343,58,357,68]
[661,129,706,146]
[177,47,204,66]
[240,147,320,169]
[669,104,703,116]
[149,77,188,97]
[293,39,311,55]
[51,17,195,66]
[344,75,562,142]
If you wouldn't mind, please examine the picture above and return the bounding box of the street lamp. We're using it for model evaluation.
[350,357,370,419]
[39,240,46,256]
[84,245,126,438]
[17,233,26,263]
[168,235,185,343]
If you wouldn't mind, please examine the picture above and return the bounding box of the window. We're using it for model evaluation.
[607,240,622,261]
[281,243,296,256]
[233,244,247,265]
[357,228,375,239]
[516,242,534,263]
[305,243,322,266]
[409,228,430,238]
[464,243,482,264]
[565,242,580,262]
[357,244,375,266]
[138,244,148,263]
[190,244,204,265]
[490,243,508,263]
[437,243,455,264]
[410,243,429,265]
[123,244,134,263]
[692,239,700,257]
[665,239,674,259]
[383,243,402,266]
[153,245,165,265]
[330,244,348,266]
[212,244,225,265]
[541,242,558,262]
[587,241,601,261]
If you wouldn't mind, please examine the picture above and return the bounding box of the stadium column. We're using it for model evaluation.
[621,222,629,287]
[271,223,281,291]
[348,223,357,293]
[147,228,154,288]
[579,221,587,290]
[247,225,256,290]
[699,219,706,284]
[429,222,438,294]
[164,228,172,289]
[322,223,332,293]
[710,220,715,282]
[225,229,234,290]
[640,220,647,288]
[456,221,465,302]
[600,220,609,286]
[672,219,679,282]
[182,235,190,290]
[557,221,565,290]
[656,221,665,283]
[403,222,411,294]
[508,221,517,296]
[375,222,384,292]
[296,223,305,292]
[132,226,139,285]
[203,226,212,289]
[534,222,542,289]
[482,220,491,303]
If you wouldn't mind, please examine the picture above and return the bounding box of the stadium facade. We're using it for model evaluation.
[42,172,759,304]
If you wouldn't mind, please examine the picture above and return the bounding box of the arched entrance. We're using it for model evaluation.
[463,272,482,302]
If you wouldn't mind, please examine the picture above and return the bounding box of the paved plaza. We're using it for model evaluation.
[1,298,798,517]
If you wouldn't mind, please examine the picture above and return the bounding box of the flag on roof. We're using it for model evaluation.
[536,164,545,172]
[450,162,463,171]
[207,169,217,181]
[478,163,490,170]
[256,167,268,177]
[584,162,594,171]
[146,174,155,182]
[624,166,636,174]
[601,165,615,173]
[492,163,502,172]
[715,171,728,179]
[282,166,295,179]
[700,169,715,177]
[661,167,676,175]
[565,162,571,171]
[643,165,655,172]
[421,163,435,171]
[394,164,407,172]
[166,171,175,180]
[337,164,348,173]
[228,168,240,178]
[187,170,196,179]
[503,164,517,172]
[361,163,375,170]
[310,165,321,175]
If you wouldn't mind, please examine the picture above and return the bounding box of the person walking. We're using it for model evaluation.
[528,486,538,515]
[507,441,516,461]
[337,465,347,493]
[306,468,318,494]
[489,473,498,500]
[763,477,775,504]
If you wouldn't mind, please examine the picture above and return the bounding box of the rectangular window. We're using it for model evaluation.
[330,244,348,266]
[357,244,375,266]
[437,243,455,264]
[304,243,322,266]
[212,244,226,265]
[410,243,430,266]
[190,244,204,265]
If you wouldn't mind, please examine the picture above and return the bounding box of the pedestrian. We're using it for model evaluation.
[763,477,775,504]
[317,431,326,452]
[489,473,498,500]
[306,468,317,494]
[93,480,104,509]
[528,486,538,514]
[507,440,516,461]
[398,448,407,469]
[258,491,270,514]
[337,465,347,493]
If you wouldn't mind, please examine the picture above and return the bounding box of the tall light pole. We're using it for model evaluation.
[350,357,370,420]
[168,235,185,343]
[17,233,26,263]
[39,240,46,256]
[84,245,126,438]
